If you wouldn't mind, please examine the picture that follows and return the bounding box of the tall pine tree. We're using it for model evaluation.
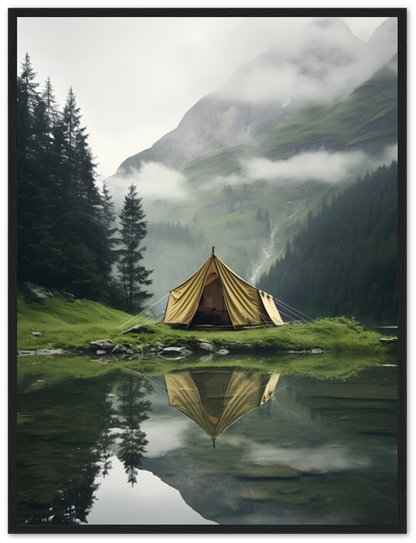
[16,54,126,302]
[117,184,153,313]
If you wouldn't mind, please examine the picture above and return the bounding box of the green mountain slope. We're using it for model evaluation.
[258,162,398,320]
[135,56,397,295]
[181,54,397,185]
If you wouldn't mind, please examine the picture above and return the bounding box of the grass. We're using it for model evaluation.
[16,287,397,392]
[16,285,395,356]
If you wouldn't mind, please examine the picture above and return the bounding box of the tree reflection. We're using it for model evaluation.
[114,374,152,485]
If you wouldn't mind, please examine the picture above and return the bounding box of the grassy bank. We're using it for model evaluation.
[16,286,396,355]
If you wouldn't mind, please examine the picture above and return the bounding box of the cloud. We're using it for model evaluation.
[241,151,368,183]
[216,18,397,106]
[106,162,189,210]
[200,147,397,191]
[248,444,372,473]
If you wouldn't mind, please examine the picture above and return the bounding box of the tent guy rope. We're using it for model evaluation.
[115,293,170,330]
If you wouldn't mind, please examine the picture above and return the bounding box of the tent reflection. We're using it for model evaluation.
[164,368,280,447]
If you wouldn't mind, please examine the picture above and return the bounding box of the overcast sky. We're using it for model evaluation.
[16,13,389,181]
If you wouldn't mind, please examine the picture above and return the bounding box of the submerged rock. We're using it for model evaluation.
[159,346,193,359]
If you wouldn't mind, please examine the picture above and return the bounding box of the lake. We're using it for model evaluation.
[16,356,399,529]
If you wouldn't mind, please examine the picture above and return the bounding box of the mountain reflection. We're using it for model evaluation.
[162,368,280,447]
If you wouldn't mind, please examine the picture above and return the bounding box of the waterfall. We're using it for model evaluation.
[249,224,279,286]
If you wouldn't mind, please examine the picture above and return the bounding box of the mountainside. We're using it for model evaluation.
[116,18,396,176]
[258,162,398,320]
[108,18,398,306]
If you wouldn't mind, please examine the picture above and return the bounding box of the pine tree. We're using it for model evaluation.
[17,55,65,284]
[96,181,119,281]
[117,184,153,313]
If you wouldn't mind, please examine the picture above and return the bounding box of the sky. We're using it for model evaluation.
[16,13,390,181]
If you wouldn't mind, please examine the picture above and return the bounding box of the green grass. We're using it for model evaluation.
[17,288,138,351]
[17,286,395,357]
[16,289,397,388]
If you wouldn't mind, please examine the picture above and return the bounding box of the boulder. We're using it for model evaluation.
[90,339,115,351]
[24,282,54,300]
[31,332,42,337]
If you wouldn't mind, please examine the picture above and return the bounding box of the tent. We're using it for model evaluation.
[164,368,280,447]
[163,249,283,329]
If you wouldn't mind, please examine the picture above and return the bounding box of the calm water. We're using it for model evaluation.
[16,359,398,527]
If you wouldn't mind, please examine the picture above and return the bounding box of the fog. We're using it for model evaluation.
[104,16,397,202]
[107,162,189,210]
[242,151,368,183]
[16,15,392,179]
[196,145,397,191]
[106,143,397,209]
[216,17,397,106]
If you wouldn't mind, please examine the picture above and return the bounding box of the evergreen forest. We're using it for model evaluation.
[258,162,398,321]
[15,54,210,314]
[16,54,152,312]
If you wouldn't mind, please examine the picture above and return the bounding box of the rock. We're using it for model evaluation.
[217,349,229,355]
[24,282,54,300]
[379,337,398,344]
[159,346,193,359]
[200,355,213,363]
[31,332,41,337]
[90,340,114,351]
[111,344,127,354]
[123,325,154,335]
[181,349,193,357]
[198,342,214,352]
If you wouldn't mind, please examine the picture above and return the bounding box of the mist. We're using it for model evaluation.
[242,151,368,183]
[199,146,397,191]
[216,17,397,106]
[106,161,189,211]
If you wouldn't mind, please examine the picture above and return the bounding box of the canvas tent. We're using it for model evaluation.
[163,250,283,329]
[164,368,280,447]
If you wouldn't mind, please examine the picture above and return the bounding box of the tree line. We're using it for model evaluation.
[16,53,152,313]
[258,162,398,321]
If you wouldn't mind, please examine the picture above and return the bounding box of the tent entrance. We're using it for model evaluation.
[190,273,233,328]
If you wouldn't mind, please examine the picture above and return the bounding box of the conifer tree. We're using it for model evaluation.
[117,184,153,313]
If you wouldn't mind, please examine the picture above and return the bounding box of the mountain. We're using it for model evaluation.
[116,18,396,176]
[108,18,398,306]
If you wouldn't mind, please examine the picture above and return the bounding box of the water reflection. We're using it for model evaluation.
[113,375,151,485]
[16,361,398,527]
[163,368,279,447]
